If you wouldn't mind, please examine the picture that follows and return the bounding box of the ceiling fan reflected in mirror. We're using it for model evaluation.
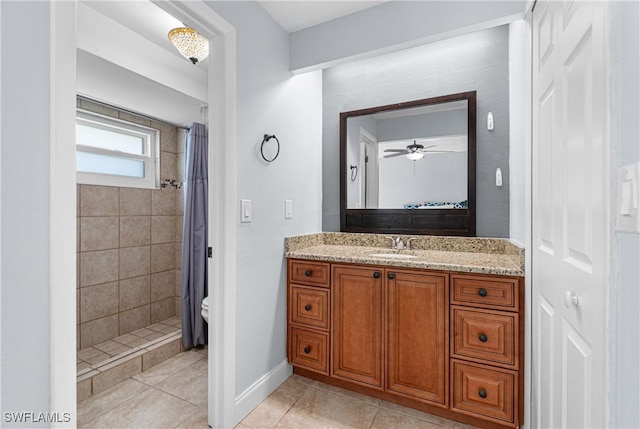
[383,140,456,161]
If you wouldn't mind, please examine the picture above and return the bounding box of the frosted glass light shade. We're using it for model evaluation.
[406,152,425,161]
[168,27,209,64]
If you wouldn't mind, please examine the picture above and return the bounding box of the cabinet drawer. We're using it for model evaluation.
[290,285,329,330]
[289,260,330,287]
[451,275,518,311]
[451,307,517,368]
[451,360,517,425]
[289,327,329,375]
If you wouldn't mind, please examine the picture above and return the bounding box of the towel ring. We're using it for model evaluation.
[261,134,280,163]
[350,165,358,182]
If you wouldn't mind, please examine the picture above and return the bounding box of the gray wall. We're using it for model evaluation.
[290,1,525,72]
[206,1,323,398]
[323,25,511,237]
[611,1,640,427]
[1,1,53,421]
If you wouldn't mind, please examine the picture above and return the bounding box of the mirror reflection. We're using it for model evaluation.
[346,100,468,209]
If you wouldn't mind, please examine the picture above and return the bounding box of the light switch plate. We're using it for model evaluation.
[617,163,640,233]
[285,200,293,219]
[241,199,252,223]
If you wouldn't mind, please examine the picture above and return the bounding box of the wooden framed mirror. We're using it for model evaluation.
[340,91,476,235]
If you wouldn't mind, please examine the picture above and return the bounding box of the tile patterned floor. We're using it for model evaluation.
[78,317,182,375]
[78,353,477,429]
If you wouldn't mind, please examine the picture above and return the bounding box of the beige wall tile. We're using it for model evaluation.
[91,355,142,395]
[118,111,151,127]
[120,216,151,248]
[151,188,176,215]
[174,298,182,319]
[175,216,184,243]
[175,270,182,297]
[151,216,176,244]
[152,120,178,153]
[80,281,119,323]
[77,378,92,402]
[175,245,182,270]
[119,246,150,279]
[119,188,151,216]
[151,297,175,324]
[160,152,177,180]
[77,253,80,289]
[176,189,184,216]
[151,270,175,302]
[176,153,185,182]
[151,243,175,273]
[176,129,186,154]
[80,314,119,348]
[142,338,181,371]
[80,249,119,287]
[80,185,119,216]
[119,305,151,335]
[79,98,119,118]
[80,217,119,251]
[119,275,150,311]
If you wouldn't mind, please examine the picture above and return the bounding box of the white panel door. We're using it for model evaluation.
[532,1,609,428]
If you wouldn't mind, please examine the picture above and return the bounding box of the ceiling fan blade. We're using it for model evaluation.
[383,152,408,158]
[421,150,457,153]
[383,149,407,153]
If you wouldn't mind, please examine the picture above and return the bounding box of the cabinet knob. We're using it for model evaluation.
[478,288,487,297]
[304,270,312,277]
[478,389,487,399]
[304,304,312,311]
[303,346,311,354]
[479,334,488,343]
[388,273,396,280]
[373,271,381,279]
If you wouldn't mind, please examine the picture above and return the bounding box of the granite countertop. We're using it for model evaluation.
[284,233,524,277]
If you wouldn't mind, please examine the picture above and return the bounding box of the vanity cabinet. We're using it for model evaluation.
[387,269,448,406]
[332,265,384,388]
[287,259,524,429]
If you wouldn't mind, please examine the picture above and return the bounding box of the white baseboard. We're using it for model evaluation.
[234,359,292,425]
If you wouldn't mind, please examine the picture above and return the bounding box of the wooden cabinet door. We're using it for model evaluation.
[332,265,384,388]
[387,269,448,405]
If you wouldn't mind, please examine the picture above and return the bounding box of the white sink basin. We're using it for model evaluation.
[370,253,418,259]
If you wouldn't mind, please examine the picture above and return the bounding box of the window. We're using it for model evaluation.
[76,110,160,189]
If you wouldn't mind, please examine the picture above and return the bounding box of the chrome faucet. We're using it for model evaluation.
[387,236,417,250]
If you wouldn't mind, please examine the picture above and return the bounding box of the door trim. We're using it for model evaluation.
[49,1,238,428]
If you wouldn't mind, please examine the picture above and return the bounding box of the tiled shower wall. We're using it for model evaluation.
[76,98,186,350]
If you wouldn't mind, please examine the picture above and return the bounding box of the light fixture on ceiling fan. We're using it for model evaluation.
[168,27,209,64]
[384,141,454,161]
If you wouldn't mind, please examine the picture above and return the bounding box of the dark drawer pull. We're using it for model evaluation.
[479,334,488,342]
[304,304,312,311]
[388,273,395,280]
[478,389,487,399]
[304,270,312,277]
[303,346,311,354]
[373,271,381,279]
[478,288,488,297]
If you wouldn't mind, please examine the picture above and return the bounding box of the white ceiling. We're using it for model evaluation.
[258,1,388,33]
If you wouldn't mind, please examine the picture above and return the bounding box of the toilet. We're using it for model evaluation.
[201,296,209,323]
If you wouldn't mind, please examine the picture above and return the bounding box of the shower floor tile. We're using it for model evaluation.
[77,316,182,377]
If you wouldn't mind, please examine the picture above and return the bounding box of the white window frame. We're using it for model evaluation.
[76,109,160,189]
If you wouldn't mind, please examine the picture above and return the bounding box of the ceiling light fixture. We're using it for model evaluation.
[168,27,209,64]
[406,152,425,161]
